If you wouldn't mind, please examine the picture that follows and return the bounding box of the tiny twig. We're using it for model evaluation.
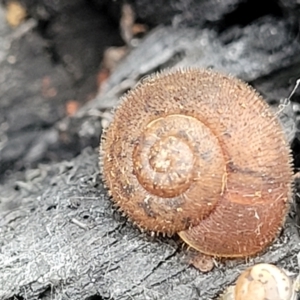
[275,78,300,116]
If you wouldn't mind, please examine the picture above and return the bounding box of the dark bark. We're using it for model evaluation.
[1,148,300,300]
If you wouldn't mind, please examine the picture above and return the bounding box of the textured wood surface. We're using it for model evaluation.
[1,148,300,300]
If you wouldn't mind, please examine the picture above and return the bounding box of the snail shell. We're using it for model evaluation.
[219,263,294,300]
[100,68,293,257]
[234,263,293,300]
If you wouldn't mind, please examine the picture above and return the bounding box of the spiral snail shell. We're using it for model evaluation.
[218,263,297,300]
[220,263,295,300]
[100,68,293,257]
[235,263,293,300]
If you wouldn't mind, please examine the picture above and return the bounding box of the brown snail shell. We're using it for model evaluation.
[100,68,293,257]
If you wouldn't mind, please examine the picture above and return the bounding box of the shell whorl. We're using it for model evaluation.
[100,68,293,257]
